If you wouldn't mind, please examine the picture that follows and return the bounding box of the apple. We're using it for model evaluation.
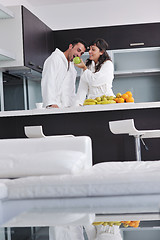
[116,93,122,98]
[73,57,81,64]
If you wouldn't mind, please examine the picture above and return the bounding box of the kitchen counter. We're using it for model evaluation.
[0,101,160,164]
[0,101,160,117]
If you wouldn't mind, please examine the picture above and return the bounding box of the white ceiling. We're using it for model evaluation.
[27,0,100,6]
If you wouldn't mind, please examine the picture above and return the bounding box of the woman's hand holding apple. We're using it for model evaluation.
[74,58,87,71]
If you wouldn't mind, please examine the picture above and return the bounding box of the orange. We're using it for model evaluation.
[114,98,119,103]
[117,97,124,103]
[125,91,132,97]
[121,93,128,100]
[133,223,140,228]
[129,221,137,227]
[126,96,134,102]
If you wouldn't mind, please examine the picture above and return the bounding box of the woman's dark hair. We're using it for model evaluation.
[86,38,111,72]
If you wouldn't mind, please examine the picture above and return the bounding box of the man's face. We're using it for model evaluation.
[69,42,86,61]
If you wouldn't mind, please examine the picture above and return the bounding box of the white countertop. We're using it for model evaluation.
[0,101,160,117]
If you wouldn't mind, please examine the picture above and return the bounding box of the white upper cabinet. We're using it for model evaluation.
[0,5,53,73]
[0,4,15,61]
[0,5,23,68]
[113,47,160,76]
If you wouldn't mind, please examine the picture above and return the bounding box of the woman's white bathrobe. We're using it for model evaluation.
[75,60,115,106]
[85,224,123,240]
[41,48,77,108]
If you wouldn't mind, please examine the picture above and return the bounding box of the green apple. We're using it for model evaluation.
[73,57,81,64]
[116,93,122,98]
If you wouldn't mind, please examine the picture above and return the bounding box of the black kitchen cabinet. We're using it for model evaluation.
[54,26,111,51]
[109,22,160,50]
[22,6,53,72]
[54,22,160,51]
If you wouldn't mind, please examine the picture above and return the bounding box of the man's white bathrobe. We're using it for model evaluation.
[41,48,77,108]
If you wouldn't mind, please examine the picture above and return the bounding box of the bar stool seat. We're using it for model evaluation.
[109,119,160,161]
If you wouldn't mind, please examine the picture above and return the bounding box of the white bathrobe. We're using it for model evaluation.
[75,60,115,106]
[49,226,85,240]
[85,224,122,240]
[41,48,77,108]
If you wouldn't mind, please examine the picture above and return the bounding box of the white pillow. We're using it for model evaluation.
[0,150,86,178]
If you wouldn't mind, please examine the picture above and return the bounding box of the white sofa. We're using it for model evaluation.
[0,134,93,226]
[1,131,160,227]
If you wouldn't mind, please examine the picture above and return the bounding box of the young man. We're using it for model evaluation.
[41,39,87,108]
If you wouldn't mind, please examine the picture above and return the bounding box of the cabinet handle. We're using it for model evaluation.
[28,61,35,66]
[37,65,43,70]
[130,42,145,47]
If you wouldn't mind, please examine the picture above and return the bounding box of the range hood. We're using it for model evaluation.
[7,68,42,81]
[0,48,15,61]
[0,3,14,18]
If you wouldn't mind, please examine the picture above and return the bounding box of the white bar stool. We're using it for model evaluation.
[109,119,160,161]
[24,125,74,138]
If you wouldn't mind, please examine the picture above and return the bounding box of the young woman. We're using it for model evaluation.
[74,38,115,106]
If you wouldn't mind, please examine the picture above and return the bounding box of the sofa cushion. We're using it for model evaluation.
[0,150,87,178]
[0,136,92,178]
[6,161,160,199]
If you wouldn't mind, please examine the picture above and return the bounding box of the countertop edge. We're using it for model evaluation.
[1,102,160,117]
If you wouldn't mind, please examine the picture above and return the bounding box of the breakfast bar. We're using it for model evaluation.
[0,102,160,164]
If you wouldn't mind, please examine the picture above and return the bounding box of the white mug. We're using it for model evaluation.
[36,102,43,109]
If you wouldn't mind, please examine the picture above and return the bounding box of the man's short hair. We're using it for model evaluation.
[71,38,87,50]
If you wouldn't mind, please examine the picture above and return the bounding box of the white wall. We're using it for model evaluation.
[0,0,34,12]
[0,0,160,30]
[34,0,160,30]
